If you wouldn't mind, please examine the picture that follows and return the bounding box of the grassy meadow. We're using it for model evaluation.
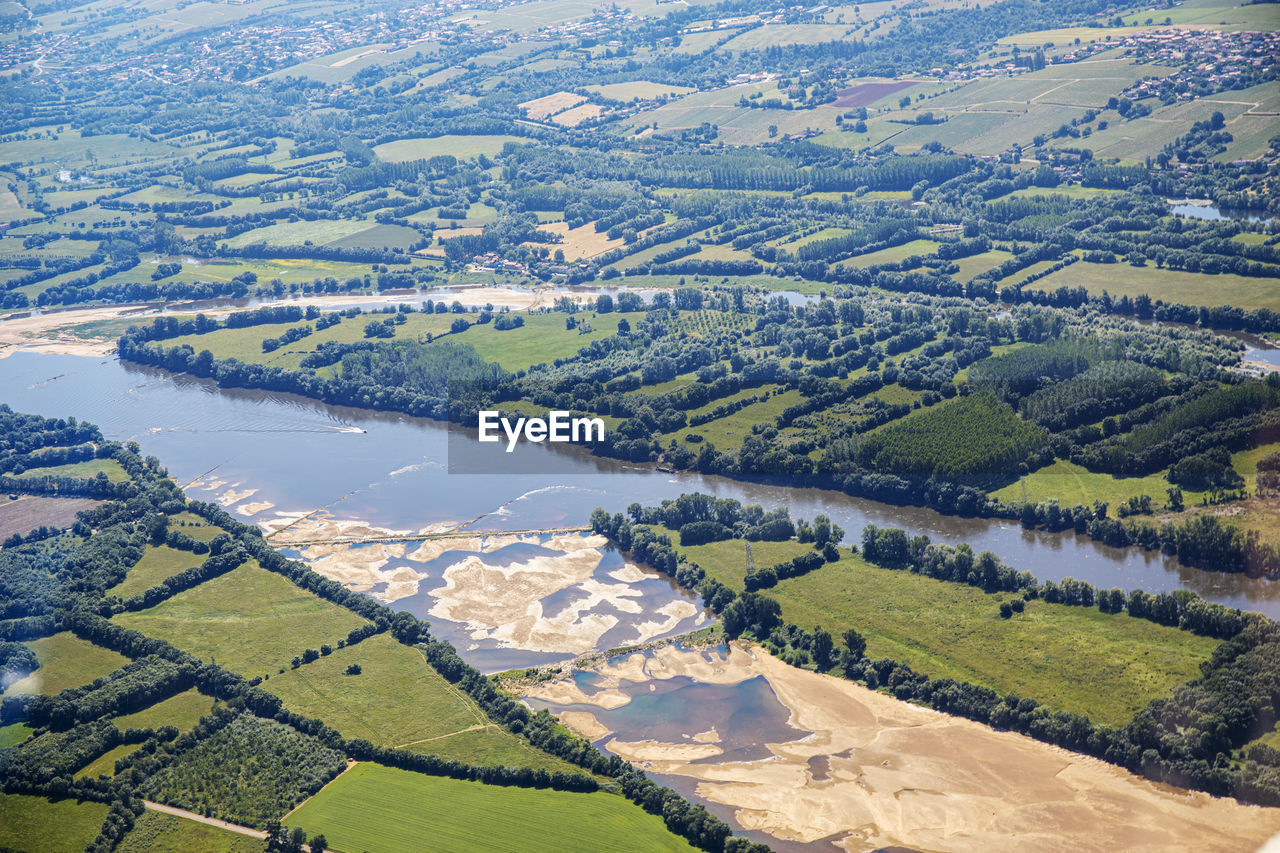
[0,793,110,853]
[676,534,1220,726]
[1038,261,1280,312]
[286,763,696,853]
[114,688,217,732]
[109,544,203,599]
[114,560,370,677]
[13,457,129,482]
[3,632,128,696]
[116,810,264,853]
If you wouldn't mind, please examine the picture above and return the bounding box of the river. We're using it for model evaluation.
[2,350,1277,636]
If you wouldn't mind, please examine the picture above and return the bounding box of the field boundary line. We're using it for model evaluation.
[282,759,359,822]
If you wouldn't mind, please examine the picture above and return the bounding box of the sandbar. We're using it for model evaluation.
[537,643,1280,852]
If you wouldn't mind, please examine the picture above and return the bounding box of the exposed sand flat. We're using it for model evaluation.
[235,501,274,516]
[547,532,608,552]
[607,562,649,583]
[405,533,541,563]
[298,541,426,603]
[630,600,700,645]
[191,476,227,492]
[217,487,256,506]
[261,512,421,544]
[0,305,125,358]
[537,643,1280,853]
[280,520,701,654]
[560,711,611,741]
[428,548,640,654]
[524,679,631,710]
[608,738,723,763]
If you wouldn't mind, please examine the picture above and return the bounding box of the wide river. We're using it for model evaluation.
[2,349,1277,626]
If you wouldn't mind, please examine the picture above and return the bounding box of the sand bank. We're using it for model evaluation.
[560,711,611,741]
[427,547,632,654]
[536,643,1280,852]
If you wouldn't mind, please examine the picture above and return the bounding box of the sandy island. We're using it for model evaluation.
[528,643,1280,853]
[273,515,700,653]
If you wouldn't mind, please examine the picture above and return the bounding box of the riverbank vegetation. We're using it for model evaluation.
[117,286,1280,576]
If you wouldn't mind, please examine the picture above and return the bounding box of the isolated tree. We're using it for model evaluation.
[843,628,866,660]
[812,626,834,669]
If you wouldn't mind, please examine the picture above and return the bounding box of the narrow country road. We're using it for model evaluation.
[141,801,267,840]
[142,800,341,851]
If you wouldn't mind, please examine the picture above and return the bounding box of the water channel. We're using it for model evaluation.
[2,349,1277,637]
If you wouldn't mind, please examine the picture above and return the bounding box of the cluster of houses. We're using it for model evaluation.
[1117,28,1279,102]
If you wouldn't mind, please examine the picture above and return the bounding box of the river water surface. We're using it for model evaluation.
[2,350,1278,630]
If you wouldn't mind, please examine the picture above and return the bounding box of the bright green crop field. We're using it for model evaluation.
[287,763,696,853]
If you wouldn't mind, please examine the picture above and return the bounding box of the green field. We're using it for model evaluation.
[372,135,526,162]
[839,239,940,268]
[287,762,696,853]
[671,388,804,448]
[451,311,636,371]
[165,310,635,373]
[168,511,222,541]
[677,536,1219,726]
[0,722,32,748]
[950,249,1015,282]
[1005,185,1122,201]
[585,81,695,101]
[165,312,452,368]
[114,688,216,732]
[110,544,203,599]
[0,793,110,853]
[398,724,589,774]
[222,218,377,249]
[264,633,588,774]
[992,459,1179,507]
[995,441,1276,508]
[117,810,263,853]
[114,559,370,678]
[14,457,129,482]
[263,634,484,746]
[329,223,422,250]
[1075,91,1261,161]
[1037,261,1280,312]
[620,82,839,146]
[3,632,129,696]
[78,742,142,779]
